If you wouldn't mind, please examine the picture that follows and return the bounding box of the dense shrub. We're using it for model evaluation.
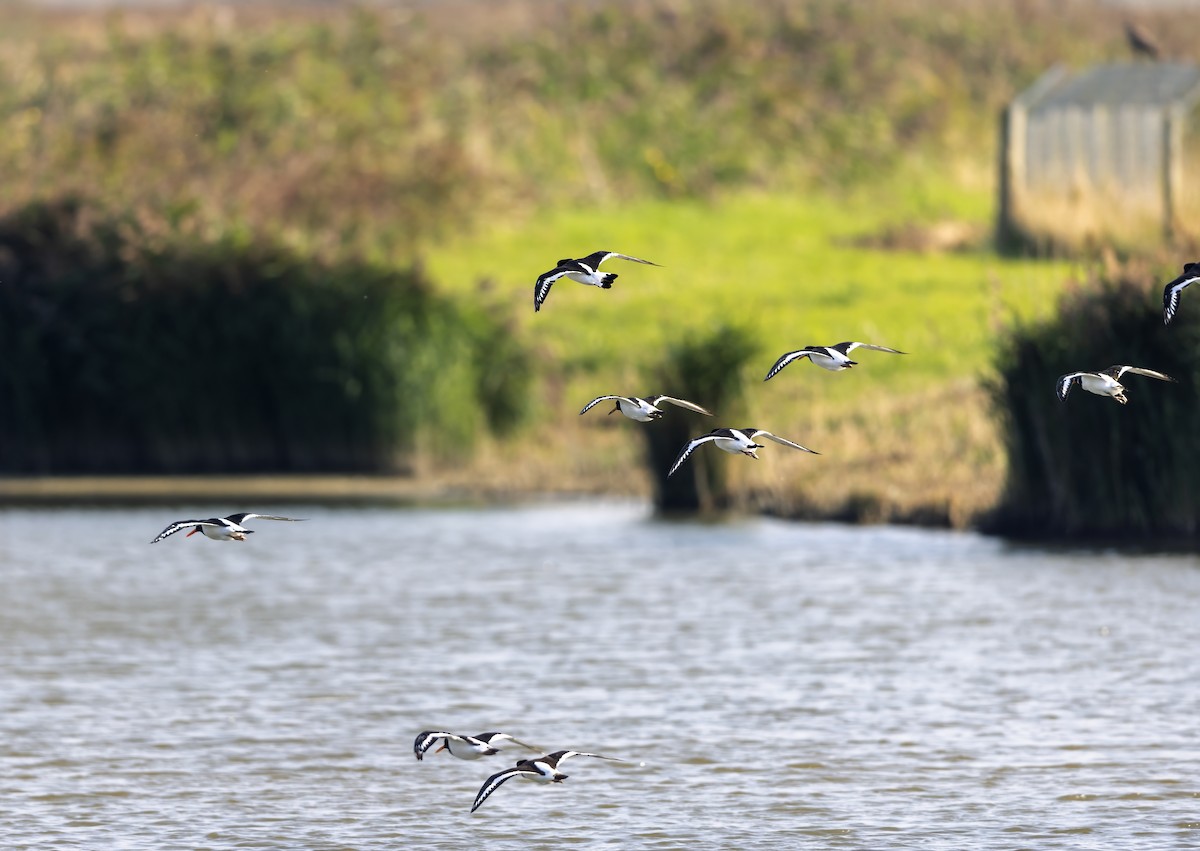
[642,324,759,512]
[0,197,530,474]
[988,267,1200,540]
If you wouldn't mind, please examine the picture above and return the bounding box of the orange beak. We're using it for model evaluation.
[436,743,447,753]
[186,528,200,537]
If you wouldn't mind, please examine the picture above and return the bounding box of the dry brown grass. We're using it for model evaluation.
[433,378,1007,527]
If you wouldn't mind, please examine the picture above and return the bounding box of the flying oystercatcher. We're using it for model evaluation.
[534,251,659,312]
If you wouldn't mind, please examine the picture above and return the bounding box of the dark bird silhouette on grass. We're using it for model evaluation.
[1125,21,1162,60]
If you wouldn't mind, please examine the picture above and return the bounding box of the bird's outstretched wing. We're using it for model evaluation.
[413,731,457,761]
[585,251,659,269]
[579,395,630,415]
[645,395,713,416]
[667,433,724,477]
[1105,366,1176,383]
[1163,265,1200,325]
[476,732,541,753]
[1055,373,1086,402]
[837,342,906,356]
[746,430,820,454]
[763,349,815,381]
[226,513,306,525]
[534,267,574,312]
[470,766,533,812]
[550,750,626,766]
[150,520,219,544]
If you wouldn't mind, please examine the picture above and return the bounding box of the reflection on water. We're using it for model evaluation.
[1,502,1198,849]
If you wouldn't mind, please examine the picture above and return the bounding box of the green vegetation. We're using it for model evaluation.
[426,182,1072,407]
[0,0,1157,248]
[989,265,1200,540]
[0,197,529,474]
[3,0,1196,531]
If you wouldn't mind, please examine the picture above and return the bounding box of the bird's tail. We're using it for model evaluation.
[601,273,617,288]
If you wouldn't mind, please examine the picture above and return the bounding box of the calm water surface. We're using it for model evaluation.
[1,502,1198,849]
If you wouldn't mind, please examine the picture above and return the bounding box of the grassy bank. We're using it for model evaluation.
[417,177,1074,526]
[426,176,1072,396]
[5,0,1182,523]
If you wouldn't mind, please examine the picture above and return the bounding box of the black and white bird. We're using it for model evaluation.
[470,750,625,813]
[150,513,306,543]
[668,427,819,477]
[534,251,659,312]
[1055,365,1176,405]
[413,731,540,762]
[1161,262,1200,325]
[764,342,905,380]
[579,394,713,422]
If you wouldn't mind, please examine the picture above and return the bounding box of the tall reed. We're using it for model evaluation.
[0,196,530,474]
[988,266,1200,540]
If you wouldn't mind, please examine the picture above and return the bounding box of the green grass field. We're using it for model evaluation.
[421,174,1078,525]
[426,172,1074,413]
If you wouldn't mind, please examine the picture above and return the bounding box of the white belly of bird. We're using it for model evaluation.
[714,436,751,455]
[1081,374,1121,397]
[810,351,848,370]
[201,527,238,541]
[446,741,486,759]
[619,400,655,421]
[566,270,604,288]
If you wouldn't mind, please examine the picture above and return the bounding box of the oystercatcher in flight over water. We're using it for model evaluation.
[413,730,540,762]
[668,428,819,477]
[150,513,306,543]
[470,750,625,812]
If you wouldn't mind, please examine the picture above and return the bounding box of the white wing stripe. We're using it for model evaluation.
[764,350,812,381]
[471,767,529,812]
[652,396,713,416]
[579,395,627,415]
[752,431,820,454]
[668,436,720,477]
[150,520,219,543]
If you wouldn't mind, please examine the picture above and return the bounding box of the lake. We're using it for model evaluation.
[1,502,1198,849]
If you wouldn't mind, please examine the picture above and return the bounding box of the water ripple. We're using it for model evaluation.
[1,503,1199,849]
